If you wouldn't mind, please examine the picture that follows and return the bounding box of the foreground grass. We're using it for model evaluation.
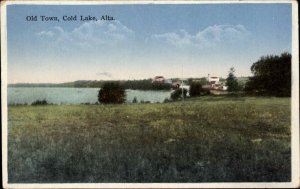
[8,96,291,183]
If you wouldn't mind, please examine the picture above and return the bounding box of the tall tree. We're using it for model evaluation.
[226,67,239,92]
[245,53,291,96]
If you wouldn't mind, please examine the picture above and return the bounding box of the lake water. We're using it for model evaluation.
[8,87,172,105]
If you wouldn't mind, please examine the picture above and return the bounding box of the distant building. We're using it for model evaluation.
[207,74,227,91]
[165,79,173,84]
[208,76,220,83]
[152,76,165,83]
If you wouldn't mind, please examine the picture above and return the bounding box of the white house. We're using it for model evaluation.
[208,75,220,84]
[207,74,227,91]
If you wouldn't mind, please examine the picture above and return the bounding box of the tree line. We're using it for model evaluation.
[9,79,172,90]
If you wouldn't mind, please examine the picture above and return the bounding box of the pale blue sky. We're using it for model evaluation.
[7,4,291,83]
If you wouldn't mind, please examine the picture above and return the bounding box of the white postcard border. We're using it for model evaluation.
[1,1,299,188]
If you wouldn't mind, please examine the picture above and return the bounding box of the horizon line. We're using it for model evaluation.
[7,76,251,85]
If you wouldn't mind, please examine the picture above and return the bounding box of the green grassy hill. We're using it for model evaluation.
[8,96,291,183]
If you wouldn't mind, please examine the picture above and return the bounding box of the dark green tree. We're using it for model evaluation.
[226,67,239,92]
[98,82,126,104]
[189,82,203,97]
[245,53,291,96]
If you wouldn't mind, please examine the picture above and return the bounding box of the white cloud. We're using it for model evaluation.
[151,24,250,49]
[36,30,54,38]
[36,21,134,48]
[96,71,113,78]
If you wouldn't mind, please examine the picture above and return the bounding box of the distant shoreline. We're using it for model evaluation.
[7,79,174,91]
[8,77,249,89]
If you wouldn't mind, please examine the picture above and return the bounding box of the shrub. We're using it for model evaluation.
[202,88,211,95]
[140,100,150,104]
[171,88,187,101]
[132,97,138,103]
[189,82,203,97]
[163,98,172,103]
[98,82,126,104]
[31,99,48,106]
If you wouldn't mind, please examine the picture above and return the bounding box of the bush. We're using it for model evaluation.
[140,100,150,104]
[189,82,203,97]
[171,88,187,101]
[31,99,48,106]
[98,82,126,104]
[202,88,211,95]
[163,98,172,103]
[132,97,138,103]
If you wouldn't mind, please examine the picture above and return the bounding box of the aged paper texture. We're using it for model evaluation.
[1,0,299,188]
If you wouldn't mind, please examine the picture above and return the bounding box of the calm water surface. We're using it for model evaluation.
[8,87,171,105]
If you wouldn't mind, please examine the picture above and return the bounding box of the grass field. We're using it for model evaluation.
[7,96,291,183]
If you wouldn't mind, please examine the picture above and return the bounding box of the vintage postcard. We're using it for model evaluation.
[1,0,299,188]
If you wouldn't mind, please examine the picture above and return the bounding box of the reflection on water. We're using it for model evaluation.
[8,87,171,105]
